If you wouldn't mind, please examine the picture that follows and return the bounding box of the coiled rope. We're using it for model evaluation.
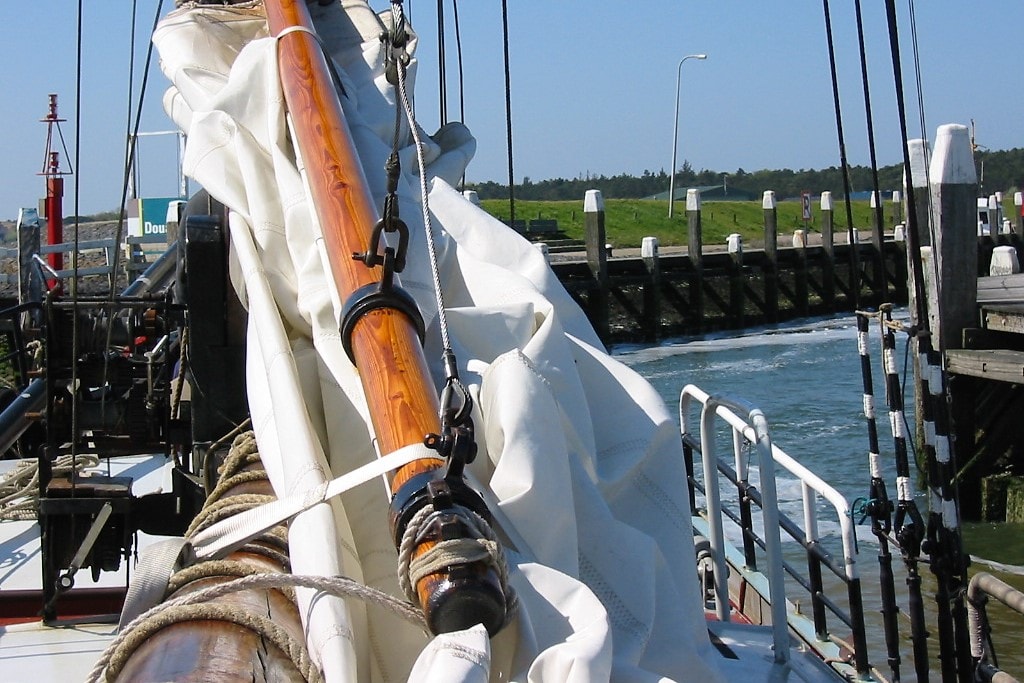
[0,453,100,521]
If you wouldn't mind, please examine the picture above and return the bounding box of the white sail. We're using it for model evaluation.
[154,3,722,681]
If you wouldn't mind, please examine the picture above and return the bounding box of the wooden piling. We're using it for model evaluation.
[763,191,779,323]
[820,192,836,311]
[794,230,809,317]
[907,139,932,247]
[687,189,704,332]
[642,236,661,341]
[1015,192,1022,235]
[870,190,888,301]
[905,138,932,335]
[585,189,610,341]
[892,190,903,227]
[928,123,978,352]
[728,233,745,329]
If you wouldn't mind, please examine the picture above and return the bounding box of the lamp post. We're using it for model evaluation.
[668,53,707,218]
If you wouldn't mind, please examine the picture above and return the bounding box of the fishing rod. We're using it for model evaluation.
[882,1,973,680]
[854,312,903,682]
[880,305,930,682]
[264,0,510,636]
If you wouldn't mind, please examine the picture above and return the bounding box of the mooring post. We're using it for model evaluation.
[1015,192,1022,235]
[870,190,888,303]
[820,191,836,312]
[927,124,977,352]
[889,191,909,305]
[727,233,745,329]
[793,229,809,317]
[763,190,779,323]
[905,139,932,454]
[687,188,705,332]
[905,138,932,334]
[585,189,610,342]
[907,139,932,247]
[642,236,661,341]
[892,190,903,227]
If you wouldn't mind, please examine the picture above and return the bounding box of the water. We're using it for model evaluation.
[615,313,1024,679]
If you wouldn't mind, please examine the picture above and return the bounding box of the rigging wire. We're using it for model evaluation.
[451,0,466,126]
[820,0,861,310]
[390,3,453,354]
[500,0,516,225]
[436,0,446,124]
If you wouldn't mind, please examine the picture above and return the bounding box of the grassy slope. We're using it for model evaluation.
[480,198,897,248]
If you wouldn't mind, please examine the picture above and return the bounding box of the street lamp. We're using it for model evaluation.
[668,53,707,218]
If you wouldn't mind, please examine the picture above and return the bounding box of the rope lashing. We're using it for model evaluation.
[397,502,518,629]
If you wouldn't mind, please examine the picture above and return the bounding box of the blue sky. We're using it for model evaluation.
[2,1,1022,218]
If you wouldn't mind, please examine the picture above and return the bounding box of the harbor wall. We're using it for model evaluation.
[545,188,913,345]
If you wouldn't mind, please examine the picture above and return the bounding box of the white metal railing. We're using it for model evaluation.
[679,383,868,673]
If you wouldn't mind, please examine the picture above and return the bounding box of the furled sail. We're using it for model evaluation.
[154,2,723,681]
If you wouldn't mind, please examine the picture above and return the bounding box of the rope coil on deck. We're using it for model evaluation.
[0,454,100,521]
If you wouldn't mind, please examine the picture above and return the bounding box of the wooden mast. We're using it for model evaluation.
[263,0,505,635]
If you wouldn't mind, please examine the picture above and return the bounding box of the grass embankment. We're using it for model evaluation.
[481,198,883,249]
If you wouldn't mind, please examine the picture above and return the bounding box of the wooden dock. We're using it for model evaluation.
[900,124,1024,523]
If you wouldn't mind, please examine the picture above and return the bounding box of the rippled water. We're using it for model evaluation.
[616,313,1024,679]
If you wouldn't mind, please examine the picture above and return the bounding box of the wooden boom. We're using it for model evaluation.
[264,0,505,635]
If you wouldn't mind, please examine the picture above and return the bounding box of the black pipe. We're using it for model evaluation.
[0,378,46,456]
[806,541,829,640]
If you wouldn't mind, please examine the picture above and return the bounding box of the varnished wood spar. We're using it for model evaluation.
[264,0,504,634]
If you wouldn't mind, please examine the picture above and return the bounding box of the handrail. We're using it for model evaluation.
[687,386,788,664]
[680,383,867,672]
[967,572,1024,683]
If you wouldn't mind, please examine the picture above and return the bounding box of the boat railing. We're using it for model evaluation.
[679,383,872,678]
[967,572,1024,683]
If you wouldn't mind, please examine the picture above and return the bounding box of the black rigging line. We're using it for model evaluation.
[451,0,467,191]
[436,0,447,124]
[820,0,860,310]
[907,0,930,184]
[452,0,466,125]
[853,0,886,300]
[500,0,515,225]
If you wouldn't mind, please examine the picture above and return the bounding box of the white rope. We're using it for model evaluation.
[0,454,100,521]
